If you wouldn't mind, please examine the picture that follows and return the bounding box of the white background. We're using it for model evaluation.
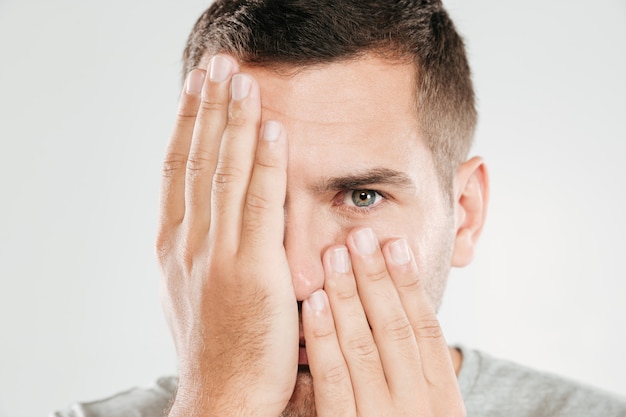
[1,1,625,416]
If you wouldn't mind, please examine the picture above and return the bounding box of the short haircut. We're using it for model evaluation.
[183,0,476,196]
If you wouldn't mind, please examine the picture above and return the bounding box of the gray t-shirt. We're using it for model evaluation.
[51,347,626,417]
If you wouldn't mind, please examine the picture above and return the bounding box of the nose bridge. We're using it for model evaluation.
[283,199,325,301]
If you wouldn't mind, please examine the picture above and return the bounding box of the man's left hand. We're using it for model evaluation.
[302,227,465,417]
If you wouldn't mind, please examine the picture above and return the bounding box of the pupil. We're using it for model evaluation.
[352,190,375,207]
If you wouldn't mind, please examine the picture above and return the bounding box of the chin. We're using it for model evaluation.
[280,367,317,417]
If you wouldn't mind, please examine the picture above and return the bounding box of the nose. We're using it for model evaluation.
[283,207,326,301]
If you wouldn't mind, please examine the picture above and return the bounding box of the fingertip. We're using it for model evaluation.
[185,69,206,94]
[231,73,253,100]
[262,120,283,142]
[226,72,261,121]
[325,245,351,275]
[205,53,241,72]
[386,238,412,266]
[304,289,328,314]
[208,55,234,83]
[350,227,379,257]
[256,120,287,164]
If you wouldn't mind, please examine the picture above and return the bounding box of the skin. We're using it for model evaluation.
[157,53,488,417]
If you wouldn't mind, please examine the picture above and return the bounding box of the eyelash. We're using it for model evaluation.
[333,189,387,214]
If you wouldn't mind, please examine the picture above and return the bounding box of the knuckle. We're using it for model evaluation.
[318,363,349,386]
[200,97,227,113]
[245,191,272,213]
[395,275,424,292]
[254,155,280,171]
[178,235,204,277]
[346,333,378,360]
[382,316,414,342]
[186,150,213,173]
[176,96,200,121]
[227,106,250,128]
[162,152,187,177]
[155,231,193,281]
[411,315,443,340]
[333,285,358,301]
[155,230,173,262]
[363,266,389,283]
[227,107,246,127]
[212,163,243,189]
[176,108,198,122]
[310,325,336,340]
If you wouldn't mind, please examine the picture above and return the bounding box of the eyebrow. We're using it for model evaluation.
[310,168,415,193]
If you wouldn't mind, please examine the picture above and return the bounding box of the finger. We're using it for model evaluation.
[345,229,424,400]
[302,290,356,417]
[238,120,288,261]
[209,73,261,249]
[383,238,457,387]
[184,55,237,233]
[322,245,391,415]
[159,69,204,229]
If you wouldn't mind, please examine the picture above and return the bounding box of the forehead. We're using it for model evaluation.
[246,56,418,125]
[241,56,434,189]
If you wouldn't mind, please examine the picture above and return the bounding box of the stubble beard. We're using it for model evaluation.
[280,367,316,417]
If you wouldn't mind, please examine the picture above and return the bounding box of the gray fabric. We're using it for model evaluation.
[458,348,626,416]
[50,377,176,417]
[51,347,626,416]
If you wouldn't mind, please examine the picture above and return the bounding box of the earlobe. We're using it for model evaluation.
[451,157,489,267]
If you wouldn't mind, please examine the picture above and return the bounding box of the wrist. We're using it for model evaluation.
[168,386,277,417]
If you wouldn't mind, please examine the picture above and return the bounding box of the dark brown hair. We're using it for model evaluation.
[183,0,476,194]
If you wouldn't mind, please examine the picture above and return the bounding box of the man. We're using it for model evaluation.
[53,1,626,416]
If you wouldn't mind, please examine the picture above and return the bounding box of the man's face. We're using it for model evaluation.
[241,56,457,306]
[238,55,458,417]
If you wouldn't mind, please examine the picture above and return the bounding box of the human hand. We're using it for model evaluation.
[302,228,465,417]
[156,55,297,417]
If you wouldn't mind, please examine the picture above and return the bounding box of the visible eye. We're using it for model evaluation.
[345,189,383,208]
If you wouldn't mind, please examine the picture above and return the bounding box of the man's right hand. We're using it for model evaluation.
[156,55,297,417]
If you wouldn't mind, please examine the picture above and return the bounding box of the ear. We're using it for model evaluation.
[451,156,489,267]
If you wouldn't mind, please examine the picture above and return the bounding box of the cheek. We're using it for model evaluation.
[365,206,455,271]
[411,214,456,309]
[415,211,455,265]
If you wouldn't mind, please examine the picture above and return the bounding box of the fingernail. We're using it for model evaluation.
[186,69,205,94]
[231,74,251,100]
[307,290,326,312]
[209,55,233,82]
[353,228,377,255]
[389,239,411,265]
[330,247,350,274]
[263,120,281,141]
